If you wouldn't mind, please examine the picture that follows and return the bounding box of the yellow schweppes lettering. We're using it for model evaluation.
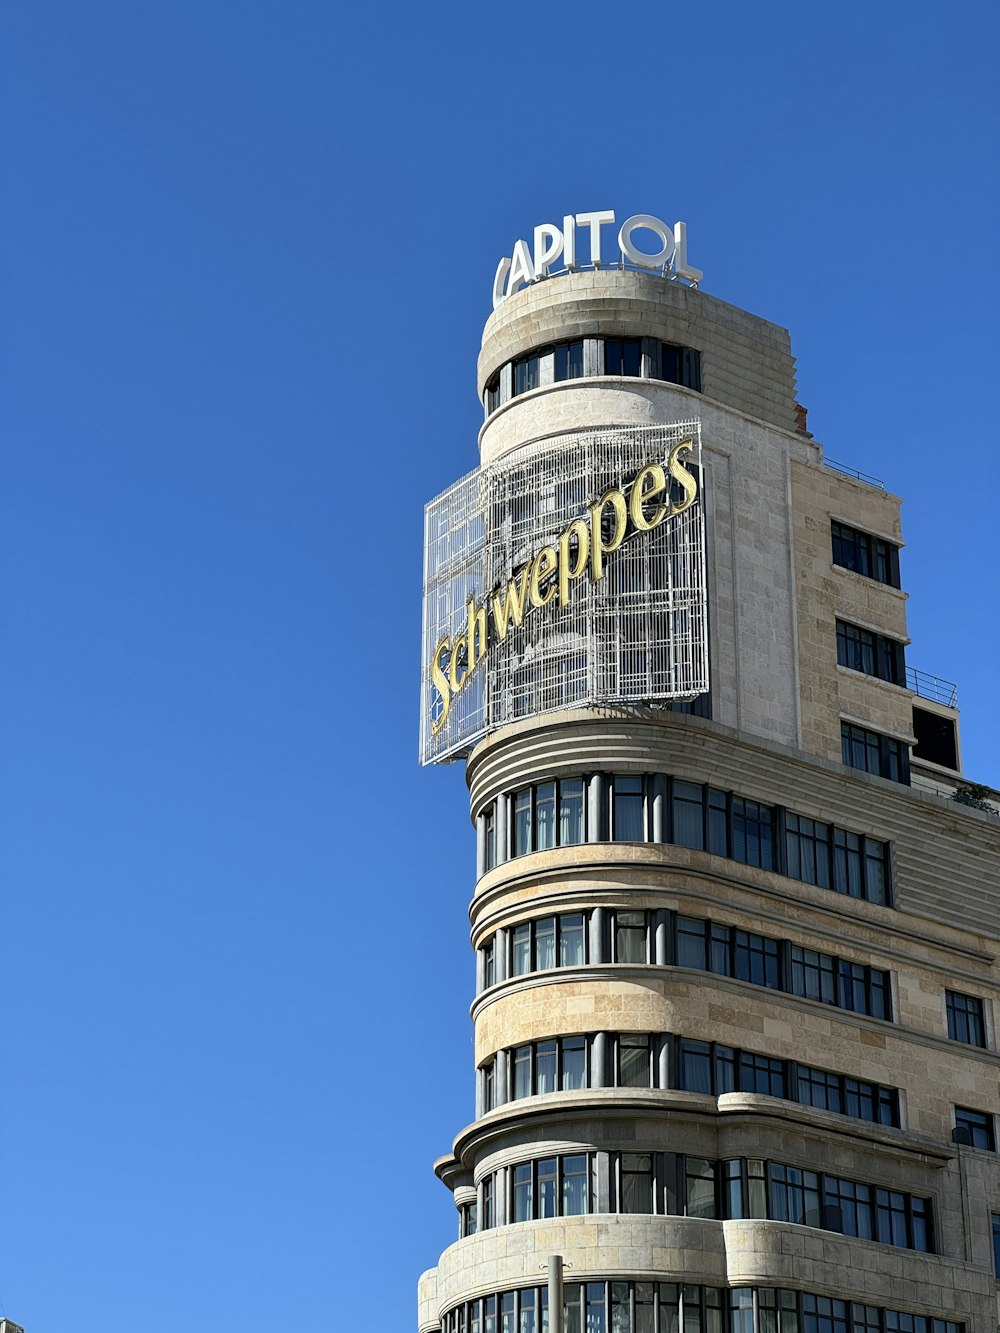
[430,441,699,735]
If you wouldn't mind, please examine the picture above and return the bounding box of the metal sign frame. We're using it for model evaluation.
[420,421,708,764]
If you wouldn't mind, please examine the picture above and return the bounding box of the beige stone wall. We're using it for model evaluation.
[790,459,914,763]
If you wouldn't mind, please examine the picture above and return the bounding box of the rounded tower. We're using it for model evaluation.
[418,235,1000,1333]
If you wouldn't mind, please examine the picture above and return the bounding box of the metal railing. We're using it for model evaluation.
[907,666,959,708]
[824,458,885,490]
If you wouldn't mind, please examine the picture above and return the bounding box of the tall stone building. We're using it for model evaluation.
[418,219,1000,1333]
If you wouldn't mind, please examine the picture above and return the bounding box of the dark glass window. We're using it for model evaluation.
[496,770,893,904]
[731,797,774,869]
[603,337,643,377]
[613,910,649,964]
[677,1041,898,1127]
[800,1294,849,1333]
[831,521,901,588]
[484,807,496,871]
[553,340,584,381]
[509,779,587,857]
[485,372,501,415]
[482,1058,495,1111]
[733,930,780,989]
[672,779,704,848]
[739,1051,785,1097]
[993,1213,1000,1278]
[841,722,910,785]
[510,1035,589,1100]
[679,1039,713,1094]
[509,913,586,976]
[612,775,645,841]
[616,1033,653,1088]
[512,350,543,395]
[954,1106,995,1150]
[660,342,703,392]
[620,1153,654,1213]
[768,1162,821,1226]
[685,1157,717,1218]
[836,620,905,685]
[458,1200,478,1238]
[483,937,495,989]
[786,813,832,889]
[797,1065,842,1114]
[452,1288,963,1333]
[676,916,708,970]
[946,990,986,1046]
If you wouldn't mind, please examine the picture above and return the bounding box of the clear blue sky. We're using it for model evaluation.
[1,3,997,1330]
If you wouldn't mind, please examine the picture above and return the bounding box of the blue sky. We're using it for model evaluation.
[1,3,997,1330]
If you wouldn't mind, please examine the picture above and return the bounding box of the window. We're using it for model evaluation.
[789,945,890,1019]
[993,1212,1000,1279]
[482,1059,495,1112]
[619,1152,655,1213]
[483,937,496,989]
[611,774,646,840]
[831,521,901,588]
[946,990,986,1047]
[836,620,905,685]
[484,807,496,871]
[553,339,584,381]
[841,721,910,784]
[676,1038,899,1127]
[954,1106,995,1150]
[458,1200,478,1238]
[612,910,650,963]
[510,1035,588,1099]
[512,349,544,395]
[686,1158,718,1217]
[731,797,775,869]
[725,1157,769,1220]
[485,372,501,415]
[509,912,586,975]
[603,337,642,377]
[495,770,893,905]
[660,342,702,392]
[507,1154,590,1222]
[508,778,586,855]
[615,1033,654,1088]
[449,1285,962,1333]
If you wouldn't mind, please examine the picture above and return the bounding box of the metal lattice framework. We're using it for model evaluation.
[420,421,708,764]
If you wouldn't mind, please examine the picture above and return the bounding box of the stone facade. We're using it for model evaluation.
[419,268,1000,1332]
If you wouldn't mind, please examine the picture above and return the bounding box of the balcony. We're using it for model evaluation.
[906,666,958,709]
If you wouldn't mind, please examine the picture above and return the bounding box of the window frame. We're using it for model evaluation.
[946,990,987,1047]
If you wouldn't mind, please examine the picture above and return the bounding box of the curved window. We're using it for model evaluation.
[510,912,586,975]
[481,1030,899,1127]
[511,1152,591,1221]
[555,339,584,381]
[444,1286,963,1333]
[512,778,585,855]
[484,336,702,415]
[480,908,892,1021]
[486,772,892,905]
[603,337,643,376]
[471,1149,932,1252]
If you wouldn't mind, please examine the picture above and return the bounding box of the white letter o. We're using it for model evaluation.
[618,214,675,270]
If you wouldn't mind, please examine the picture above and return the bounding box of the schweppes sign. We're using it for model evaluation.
[430,439,698,736]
